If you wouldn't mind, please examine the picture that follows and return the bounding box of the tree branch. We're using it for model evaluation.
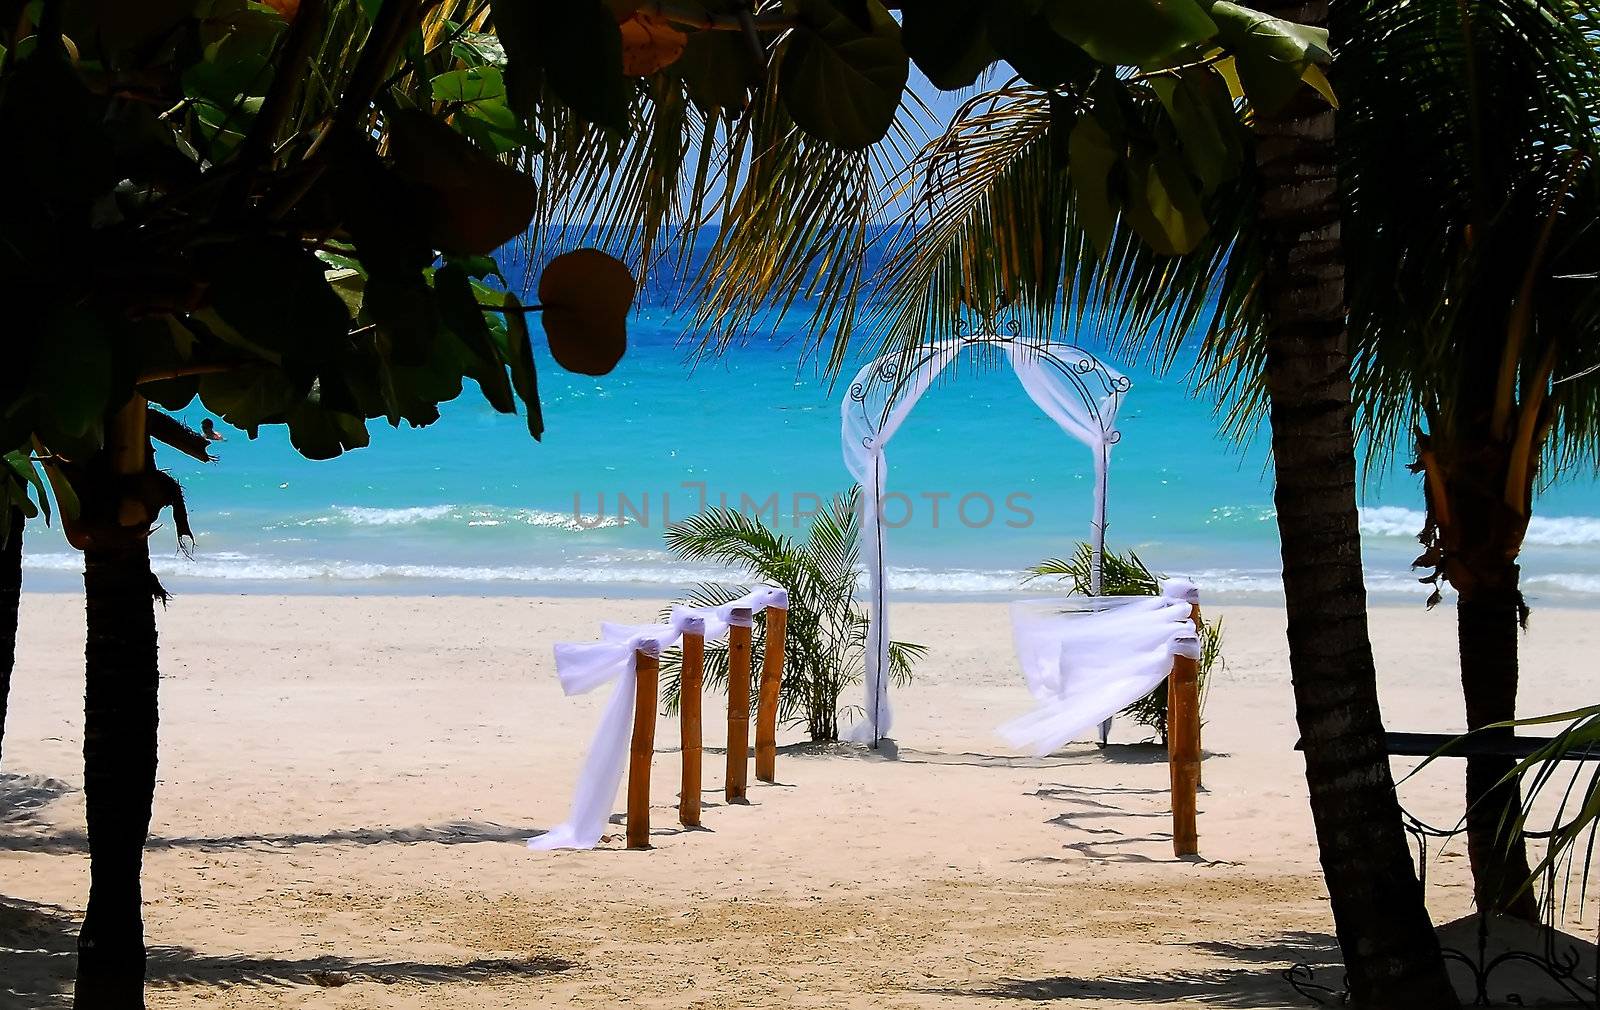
[146,410,215,464]
[237,0,328,171]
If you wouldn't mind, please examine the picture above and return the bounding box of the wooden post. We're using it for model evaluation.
[755,606,787,783]
[679,620,705,827]
[1168,601,1203,857]
[627,644,660,850]
[726,607,753,803]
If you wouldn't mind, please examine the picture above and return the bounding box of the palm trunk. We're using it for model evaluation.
[0,507,22,769]
[1457,568,1539,921]
[75,534,160,1008]
[1256,3,1457,1004]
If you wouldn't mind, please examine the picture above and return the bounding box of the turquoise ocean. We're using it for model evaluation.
[19,255,1600,605]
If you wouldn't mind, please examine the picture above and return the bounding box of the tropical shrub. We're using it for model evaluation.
[1026,544,1222,744]
[658,488,925,742]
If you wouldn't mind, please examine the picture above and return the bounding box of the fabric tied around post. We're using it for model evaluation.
[998,579,1201,757]
[529,585,789,851]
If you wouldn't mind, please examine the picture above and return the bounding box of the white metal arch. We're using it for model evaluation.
[840,333,1131,746]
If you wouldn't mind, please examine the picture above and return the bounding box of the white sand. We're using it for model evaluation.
[3,594,1596,1008]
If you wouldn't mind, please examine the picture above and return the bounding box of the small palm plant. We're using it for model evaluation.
[658,487,925,742]
[1025,544,1223,744]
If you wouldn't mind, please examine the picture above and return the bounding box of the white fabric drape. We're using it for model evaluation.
[529,586,789,851]
[998,579,1200,756]
[840,339,1128,745]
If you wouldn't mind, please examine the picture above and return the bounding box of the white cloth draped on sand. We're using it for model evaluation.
[529,586,789,851]
[841,339,1129,746]
[999,579,1201,756]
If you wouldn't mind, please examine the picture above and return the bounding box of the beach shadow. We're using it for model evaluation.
[0,894,573,1009]
[923,967,1301,1006]
[926,931,1337,1009]
[1026,783,1208,864]
[0,820,543,856]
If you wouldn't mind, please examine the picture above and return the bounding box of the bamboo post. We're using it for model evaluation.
[627,643,660,850]
[1168,600,1203,857]
[726,607,753,803]
[679,618,705,827]
[755,605,788,783]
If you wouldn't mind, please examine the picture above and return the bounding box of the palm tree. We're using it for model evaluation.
[1336,0,1600,921]
[658,489,925,742]
[1248,5,1453,999]
[0,506,21,769]
[838,0,1598,945]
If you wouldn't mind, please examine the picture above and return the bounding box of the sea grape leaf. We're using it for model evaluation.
[287,403,370,460]
[206,236,351,377]
[1121,147,1208,255]
[498,292,545,440]
[673,29,756,111]
[984,0,1094,90]
[1208,2,1331,113]
[199,365,303,435]
[1068,112,1119,255]
[33,307,112,445]
[498,0,629,131]
[778,0,908,151]
[1149,70,1239,195]
[538,248,635,376]
[431,65,506,103]
[435,261,515,413]
[900,0,994,91]
[389,108,539,255]
[1046,0,1217,67]
[618,10,687,75]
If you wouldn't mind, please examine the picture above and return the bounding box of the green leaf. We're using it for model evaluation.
[453,29,508,68]
[431,66,506,104]
[1208,1,1331,113]
[1046,0,1217,66]
[435,262,515,413]
[455,96,544,154]
[498,0,630,131]
[388,108,539,255]
[286,403,370,461]
[143,377,201,412]
[33,307,112,444]
[4,451,50,525]
[365,269,440,367]
[984,0,1095,90]
[778,0,909,151]
[497,292,545,441]
[1068,112,1119,255]
[199,366,304,435]
[1121,147,1208,255]
[1150,69,1239,194]
[672,27,757,112]
[901,0,995,91]
[206,237,352,378]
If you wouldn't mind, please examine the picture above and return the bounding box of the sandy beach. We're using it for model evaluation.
[3,593,1597,1008]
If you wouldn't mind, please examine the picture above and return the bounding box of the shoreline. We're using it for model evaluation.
[16,573,1600,609]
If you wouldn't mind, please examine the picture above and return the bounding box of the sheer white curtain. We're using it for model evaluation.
[840,340,1128,745]
[529,587,789,851]
[999,579,1200,756]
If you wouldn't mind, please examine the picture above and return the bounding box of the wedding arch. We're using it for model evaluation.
[840,332,1131,746]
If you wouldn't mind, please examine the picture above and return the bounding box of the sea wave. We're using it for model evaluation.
[23,550,1599,600]
[267,504,627,532]
[1359,506,1600,547]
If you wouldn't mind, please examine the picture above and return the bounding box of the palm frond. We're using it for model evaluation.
[659,485,925,740]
